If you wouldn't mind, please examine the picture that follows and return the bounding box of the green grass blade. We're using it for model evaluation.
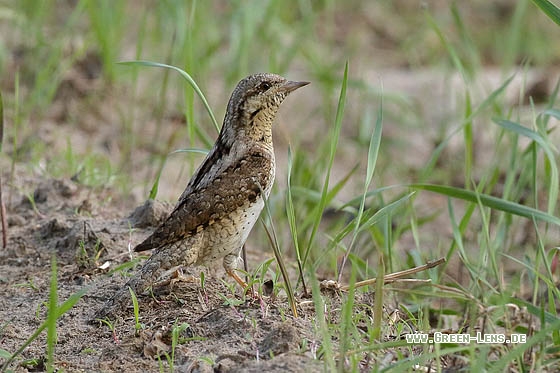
[0,90,3,151]
[493,118,558,214]
[530,0,560,26]
[425,9,469,81]
[129,287,141,332]
[493,118,558,154]
[338,268,356,370]
[508,296,560,324]
[327,192,414,255]
[357,192,414,234]
[118,60,220,133]
[310,271,335,372]
[0,89,5,249]
[421,74,515,180]
[299,164,359,232]
[286,147,307,294]
[0,349,10,359]
[46,255,58,373]
[260,185,297,317]
[372,252,385,341]
[168,148,209,156]
[55,288,88,318]
[337,93,383,281]
[148,148,209,200]
[409,183,560,226]
[148,166,163,200]
[339,185,402,210]
[463,91,473,188]
[302,62,348,269]
[541,108,560,120]
[364,100,383,190]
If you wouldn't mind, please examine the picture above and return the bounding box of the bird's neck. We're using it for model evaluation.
[243,109,275,149]
[218,109,276,153]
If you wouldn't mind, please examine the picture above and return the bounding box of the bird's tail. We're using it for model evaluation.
[90,252,165,323]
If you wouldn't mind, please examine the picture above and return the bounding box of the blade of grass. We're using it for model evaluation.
[425,7,470,81]
[259,185,297,318]
[530,0,560,26]
[409,183,560,226]
[493,118,558,215]
[542,108,560,120]
[0,90,6,248]
[85,0,125,82]
[299,163,359,231]
[337,91,383,282]
[371,252,385,341]
[338,267,357,371]
[463,91,473,189]
[310,270,336,372]
[326,192,415,257]
[46,254,58,373]
[420,74,515,180]
[470,180,500,289]
[302,62,348,269]
[128,287,141,334]
[118,61,220,133]
[148,148,208,200]
[286,147,307,294]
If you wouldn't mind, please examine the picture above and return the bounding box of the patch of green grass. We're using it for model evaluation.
[1,256,87,371]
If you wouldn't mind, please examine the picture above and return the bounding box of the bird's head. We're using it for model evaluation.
[223,73,309,143]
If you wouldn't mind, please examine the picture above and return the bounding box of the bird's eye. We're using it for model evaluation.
[259,82,272,91]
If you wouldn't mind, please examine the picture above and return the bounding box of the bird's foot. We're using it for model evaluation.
[170,267,199,287]
[227,269,259,298]
[152,267,198,289]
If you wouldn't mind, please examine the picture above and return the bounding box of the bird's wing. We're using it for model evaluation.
[134,150,273,252]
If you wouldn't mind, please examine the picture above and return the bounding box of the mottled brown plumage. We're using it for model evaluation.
[93,73,308,320]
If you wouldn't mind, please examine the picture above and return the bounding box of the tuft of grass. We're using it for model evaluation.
[170,321,190,372]
[128,287,142,335]
[1,257,87,371]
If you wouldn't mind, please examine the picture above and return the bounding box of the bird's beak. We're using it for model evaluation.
[281,80,310,93]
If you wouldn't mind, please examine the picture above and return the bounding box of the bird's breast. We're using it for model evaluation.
[196,196,265,266]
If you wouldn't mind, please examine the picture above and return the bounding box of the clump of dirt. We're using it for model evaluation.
[0,176,341,372]
[128,199,174,229]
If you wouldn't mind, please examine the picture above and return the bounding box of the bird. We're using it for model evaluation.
[93,73,309,321]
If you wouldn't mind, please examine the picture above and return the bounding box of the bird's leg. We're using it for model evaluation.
[226,269,248,289]
[226,269,259,298]
[224,253,258,297]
